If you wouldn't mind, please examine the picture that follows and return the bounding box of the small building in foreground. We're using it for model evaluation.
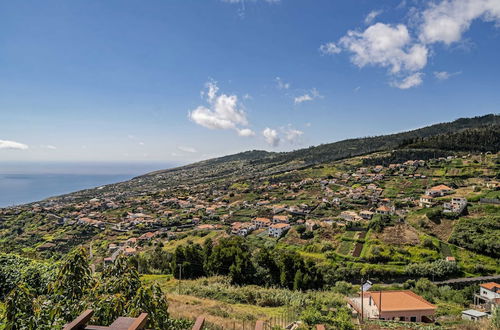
[366,290,436,322]
[461,309,488,321]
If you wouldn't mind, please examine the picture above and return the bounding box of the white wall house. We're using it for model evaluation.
[268,223,290,238]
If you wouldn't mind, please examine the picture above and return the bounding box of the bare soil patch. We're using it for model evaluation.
[377,224,420,246]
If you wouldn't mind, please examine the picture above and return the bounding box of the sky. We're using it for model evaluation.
[1,0,500,169]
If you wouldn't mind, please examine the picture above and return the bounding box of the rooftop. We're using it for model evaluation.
[367,290,436,312]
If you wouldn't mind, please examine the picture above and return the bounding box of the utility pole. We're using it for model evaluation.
[178,264,182,294]
[379,290,382,320]
[360,277,364,323]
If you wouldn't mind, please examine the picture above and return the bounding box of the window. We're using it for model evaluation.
[399,316,405,321]
[410,316,417,322]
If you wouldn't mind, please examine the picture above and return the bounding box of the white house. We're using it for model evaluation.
[480,282,500,301]
[268,223,290,238]
[419,195,434,208]
[443,197,467,214]
[252,217,271,228]
[425,184,453,197]
[474,282,500,312]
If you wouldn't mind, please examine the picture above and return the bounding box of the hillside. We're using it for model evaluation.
[1,114,499,329]
[32,114,499,205]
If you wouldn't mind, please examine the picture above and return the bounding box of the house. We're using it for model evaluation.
[360,210,374,220]
[138,232,155,241]
[461,309,488,321]
[425,184,453,197]
[443,197,467,214]
[231,222,254,236]
[340,211,359,222]
[474,282,500,312]
[253,217,271,228]
[196,224,216,230]
[268,223,290,238]
[375,205,392,215]
[366,290,436,322]
[419,195,434,208]
[272,215,289,224]
[124,247,137,256]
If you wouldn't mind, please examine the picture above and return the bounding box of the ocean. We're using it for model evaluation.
[0,173,133,207]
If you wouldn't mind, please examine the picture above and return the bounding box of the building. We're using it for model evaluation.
[272,215,290,224]
[231,222,255,236]
[475,282,500,311]
[252,217,271,228]
[365,290,436,322]
[360,210,374,220]
[425,184,453,197]
[419,195,434,208]
[443,197,467,214]
[340,211,359,222]
[268,223,290,238]
[375,205,392,216]
[461,309,488,321]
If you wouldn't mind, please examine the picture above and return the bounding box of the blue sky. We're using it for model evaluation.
[1,0,499,166]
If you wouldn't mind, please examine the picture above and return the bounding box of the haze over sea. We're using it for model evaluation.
[0,162,176,207]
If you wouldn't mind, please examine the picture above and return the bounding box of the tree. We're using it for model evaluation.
[5,283,35,330]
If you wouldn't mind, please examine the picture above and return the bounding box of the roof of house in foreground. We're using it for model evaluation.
[368,290,436,312]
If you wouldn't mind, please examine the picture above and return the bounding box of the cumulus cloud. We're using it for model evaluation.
[391,72,424,89]
[237,128,256,136]
[177,146,197,153]
[339,23,428,74]
[319,42,341,55]
[294,88,322,104]
[434,71,462,80]
[275,77,290,89]
[323,0,500,89]
[189,81,253,137]
[419,0,500,45]
[284,128,303,143]
[364,10,382,24]
[0,140,29,150]
[262,128,280,147]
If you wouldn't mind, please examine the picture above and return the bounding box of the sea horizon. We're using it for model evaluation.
[0,162,177,207]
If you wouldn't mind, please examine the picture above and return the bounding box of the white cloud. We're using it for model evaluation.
[237,128,256,137]
[177,146,197,153]
[189,81,251,135]
[434,71,462,80]
[319,42,341,55]
[275,77,290,89]
[365,10,382,25]
[419,0,500,45]
[262,128,280,147]
[42,145,57,150]
[0,140,29,150]
[339,23,428,74]
[391,72,424,89]
[284,128,303,143]
[323,0,500,89]
[294,88,322,104]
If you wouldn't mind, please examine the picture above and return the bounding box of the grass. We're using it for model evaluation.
[162,231,223,252]
[337,240,354,256]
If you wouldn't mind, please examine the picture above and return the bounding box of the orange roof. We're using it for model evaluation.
[255,217,271,223]
[420,195,434,199]
[376,205,390,211]
[270,223,290,229]
[480,282,500,291]
[368,291,436,312]
[430,184,452,191]
[273,215,289,220]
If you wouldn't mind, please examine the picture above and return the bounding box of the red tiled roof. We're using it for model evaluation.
[368,290,436,312]
[480,282,500,291]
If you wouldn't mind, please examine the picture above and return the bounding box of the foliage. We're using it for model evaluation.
[3,247,186,330]
[449,215,500,257]
[405,259,459,279]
